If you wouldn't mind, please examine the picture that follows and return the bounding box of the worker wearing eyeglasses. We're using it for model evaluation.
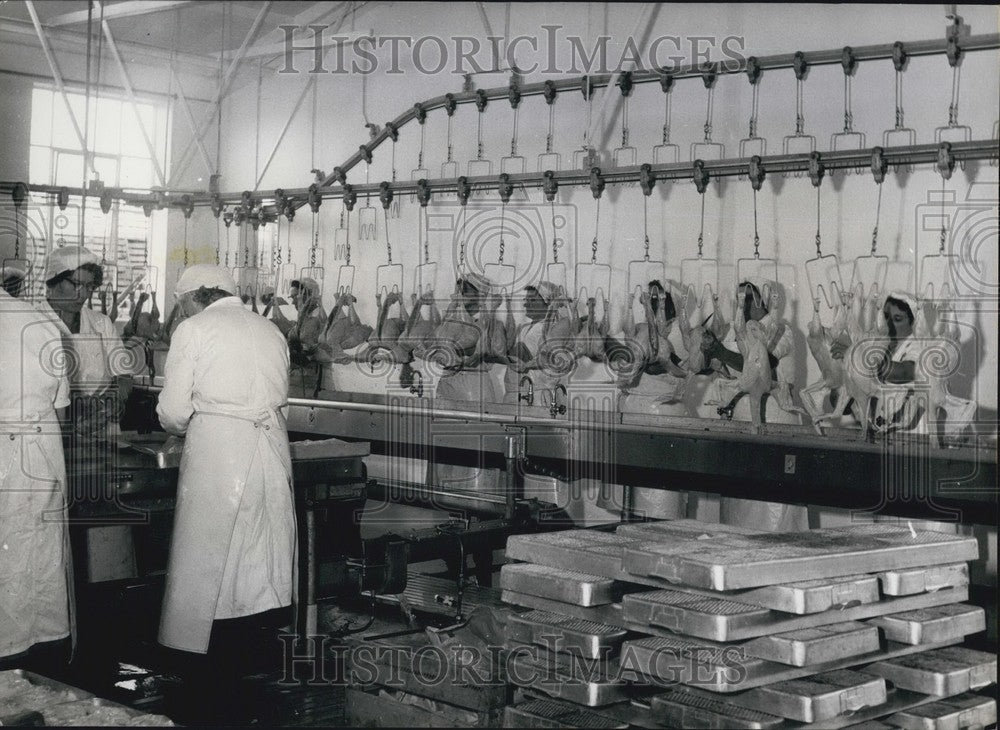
[38,246,146,437]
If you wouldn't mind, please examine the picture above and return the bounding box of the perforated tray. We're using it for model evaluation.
[867,604,985,645]
[506,610,627,660]
[703,669,888,723]
[864,647,997,696]
[505,584,969,643]
[506,531,645,579]
[885,691,997,730]
[746,621,881,667]
[622,588,773,642]
[500,563,624,606]
[878,563,970,597]
[621,636,958,693]
[650,688,786,729]
[502,698,628,728]
[623,524,978,591]
[506,649,628,707]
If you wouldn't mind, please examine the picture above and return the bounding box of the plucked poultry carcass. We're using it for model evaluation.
[370,291,409,347]
[677,296,730,376]
[474,291,514,365]
[315,292,372,364]
[417,290,482,370]
[573,296,609,361]
[801,299,851,431]
[839,284,888,436]
[535,293,581,377]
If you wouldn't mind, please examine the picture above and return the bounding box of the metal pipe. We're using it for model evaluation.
[171,68,215,179]
[254,76,316,191]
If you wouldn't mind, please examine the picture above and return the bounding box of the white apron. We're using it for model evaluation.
[1,293,74,659]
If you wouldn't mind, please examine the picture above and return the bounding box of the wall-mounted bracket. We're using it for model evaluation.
[793,51,809,80]
[748,156,766,191]
[542,170,558,201]
[936,141,955,180]
[498,173,514,203]
[308,183,322,213]
[589,167,605,199]
[378,181,393,210]
[416,179,432,207]
[639,163,655,196]
[456,177,472,206]
[870,147,889,184]
[693,160,710,194]
[808,151,825,187]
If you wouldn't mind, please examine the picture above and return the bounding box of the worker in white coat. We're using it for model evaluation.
[156,265,295,657]
[0,287,72,668]
[38,246,146,435]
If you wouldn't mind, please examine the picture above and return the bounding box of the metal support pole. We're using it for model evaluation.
[171,67,215,179]
[254,77,316,191]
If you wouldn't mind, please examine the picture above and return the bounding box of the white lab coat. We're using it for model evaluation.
[156,297,295,654]
[877,335,929,435]
[0,291,73,658]
[503,320,563,407]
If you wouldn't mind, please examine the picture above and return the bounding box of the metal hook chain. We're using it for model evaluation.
[894,67,905,130]
[591,197,600,264]
[948,65,962,126]
[419,121,427,169]
[642,195,650,260]
[511,106,519,157]
[459,207,467,268]
[224,220,231,267]
[662,89,673,144]
[242,221,249,266]
[583,76,592,146]
[871,181,883,254]
[476,111,484,160]
[621,94,630,148]
[749,82,760,138]
[939,177,948,253]
[391,138,397,182]
[814,185,822,256]
[795,77,805,134]
[753,187,762,259]
[842,73,854,133]
[445,114,453,163]
[345,209,351,265]
[697,191,706,258]
[384,207,392,264]
[275,216,282,265]
[703,85,715,142]
[545,103,555,153]
[423,205,430,264]
[550,198,559,264]
[215,217,221,264]
[498,201,506,264]
[183,218,190,266]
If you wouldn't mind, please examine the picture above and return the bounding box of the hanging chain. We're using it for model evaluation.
[545,103,555,153]
[642,195,650,261]
[894,66,905,130]
[871,182,884,255]
[621,94,630,148]
[459,207,467,268]
[183,218,190,266]
[842,72,854,133]
[224,219,231,267]
[345,209,351,265]
[423,206,430,264]
[583,76,592,146]
[814,185,822,256]
[703,84,715,142]
[311,218,318,266]
[476,111,484,159]
[215,217,221,264]
[697,192,706,258]
[662,88,672,144]
[753,188,761,259]
[384,207,392,264]
[939,176,948,252]
[591,197,600,264]
[275,216,282,265]
[510,106,519,157]
[795,76,805,134]
[948,64,962,126]
[243,221,250,266]
[444,114,452,163]
[391,138,397,182]
[550,198,559,264]
[419,120,427,169]
[498,201,506,264]
[749,81,760,138]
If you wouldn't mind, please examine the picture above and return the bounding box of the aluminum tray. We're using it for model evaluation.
[867,605,986,645]
[622,588,773,642]
[506,531,647,579]
[621,636,957,694]
[697,669,888,723]
[502,698,628,728]
[884,691,997,730]
[506,648,629,707]
[650,688,787,729]
[616,519,766,539]
[504,584,969,643]
[500,563,624,606]
[506,610,628,660]
[743,622,881,667]
[623,525,979,591]
[878,564,970,597]
[864,647,997,696]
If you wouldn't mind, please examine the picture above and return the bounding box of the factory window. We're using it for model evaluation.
[27,86,169,299]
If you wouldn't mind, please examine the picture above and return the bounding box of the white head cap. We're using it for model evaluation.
[44,245,101,281]
[174,264,238,296]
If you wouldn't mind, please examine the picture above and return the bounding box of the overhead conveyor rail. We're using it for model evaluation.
[3,32,999,214]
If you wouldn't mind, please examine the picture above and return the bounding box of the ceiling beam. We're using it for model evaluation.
[44,0,199,28]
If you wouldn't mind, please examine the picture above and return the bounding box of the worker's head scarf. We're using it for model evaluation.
[299,277,320,296]
[532,280,558,305]
[174,264,238,296]
[883,290,919,337]
[44,245,101,281]
[459,271,491,295]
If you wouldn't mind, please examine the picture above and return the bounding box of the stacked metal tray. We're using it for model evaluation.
[499,520,992,728]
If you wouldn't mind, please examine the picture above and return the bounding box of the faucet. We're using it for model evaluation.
[409,370,424,398]
[518,375,534,406]
[550,384,567,418]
